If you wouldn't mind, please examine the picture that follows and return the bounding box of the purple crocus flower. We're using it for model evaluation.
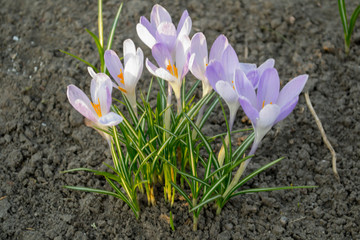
[236,68,308,147]
[136,4,191,56]
[205,38,240,130]
[189,33,229,97]
[104,39,144,112]
[67,67,123,140]
[238,58,275,89]
[223,68,308,194]
[145,34,191,105]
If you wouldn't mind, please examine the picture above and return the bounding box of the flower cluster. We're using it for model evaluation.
[64,3,311,231]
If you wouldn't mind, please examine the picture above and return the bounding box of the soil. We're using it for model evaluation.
[1,0,360,239]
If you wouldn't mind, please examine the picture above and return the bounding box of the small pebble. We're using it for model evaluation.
[13,36,19,41]
[280,216,288,226]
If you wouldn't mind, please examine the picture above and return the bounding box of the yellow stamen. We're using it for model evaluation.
[118,86,127,93]
[166,60,178,78]
[232,86,235,90]
[91,98,102,117]
[117,69,125,84]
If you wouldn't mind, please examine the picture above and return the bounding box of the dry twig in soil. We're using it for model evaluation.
[304,91,339,181]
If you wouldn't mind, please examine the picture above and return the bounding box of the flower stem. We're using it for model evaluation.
[192,102,206,140]
[217,108,237,166]
[193,214,199,231]
[165,84,172,139]
[177,96,182,114]
[223,140,259,197]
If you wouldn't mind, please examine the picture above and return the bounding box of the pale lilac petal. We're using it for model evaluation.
[140,16,155,37]
[275,96,299,124]
[124,56,139,92]
[155,67,177,82]
[256,68,280,110]
[246,70,260,88]
[136,23,157,49]
[209,34,229,62]
[257,58,275,77]
[87,67,97,78]
[255,104,281,141]
[175,34,191,80]
[234,69,257,106]
[67,85,97,122]
[151,43,172,69]
[177,10,189,34]
[90,73,113,115]
[221,45,239,82]
[177,16,192,37]
[239,96,259,124]
[145,58,158,76]
[135,48,144,80]
[215,81,239,108]
[189,32,208,81]
[205,61,225,91]
[238,63,256,74]
[151,4,172,27]
[123,39,136,66]
[155,22,177,52]
[104,50,123,86]
[277,74,308,107]
[98,112,123,126]
[145,59,176,82]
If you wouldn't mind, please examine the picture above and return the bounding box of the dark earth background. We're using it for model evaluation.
[1,0,360,239]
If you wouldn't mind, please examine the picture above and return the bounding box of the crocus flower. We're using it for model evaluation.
[238,58,275,89]
[67,67,123,141]
[104,39,144,112]
[223,68,308,195]
[205,40,240,130]
[146,34,191,108]
[189,33,229,97]
[236,68,308,148]
[136,4,192,56]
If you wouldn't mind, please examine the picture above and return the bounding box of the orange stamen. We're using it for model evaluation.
[91,98,102,117]
[118,86,127,93]
[262,100,265,109]
[117,69,125,84]
[166,60,178,78]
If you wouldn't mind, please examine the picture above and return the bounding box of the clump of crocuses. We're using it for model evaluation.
[63,2,314,231]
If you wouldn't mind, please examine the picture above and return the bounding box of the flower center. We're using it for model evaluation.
[117,69,127,93]
[91,98,102,117]
[262,100,272,108]
[117,69,125,84]
[166,60,178,78]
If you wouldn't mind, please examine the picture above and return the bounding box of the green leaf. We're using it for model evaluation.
[232,132,255,160]
[189,194,222,213]
[347,5,360,42]
[201,174,227,204]
[105,177,139,214]
[85,28,104,72]
[223,157,284,202]
[185,80,201,102]
[170,181,193,208]
[338,0,349,36]
[59,50,98,72]
[64,185,120,199]
[230,185,317,198]
[166,161,210,187]
[199,95,219,130]
[106,2,124,51]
